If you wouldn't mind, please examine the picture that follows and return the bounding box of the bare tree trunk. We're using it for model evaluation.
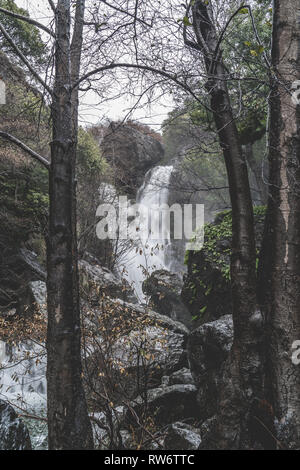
[187,2,264,449]
[46,0,93,450]
[259,0,300,449]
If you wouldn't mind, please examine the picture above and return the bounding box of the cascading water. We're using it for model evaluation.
[117,165,174,301]
[0,340,47,448]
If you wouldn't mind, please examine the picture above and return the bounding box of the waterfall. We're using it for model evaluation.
[0,340,46,409]
[118,165,174,301]
[0,339,47,448]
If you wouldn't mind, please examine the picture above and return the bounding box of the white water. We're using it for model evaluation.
[117,165,174,301]
[0,340,47,448]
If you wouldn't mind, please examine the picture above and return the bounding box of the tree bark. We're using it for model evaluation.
[259,0,300,449]
[46,0,94,449]
[188,1,264,449]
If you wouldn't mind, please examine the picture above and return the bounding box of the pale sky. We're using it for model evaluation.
[15,0,175,130]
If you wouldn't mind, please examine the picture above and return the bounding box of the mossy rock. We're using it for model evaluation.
[181,206,266,325]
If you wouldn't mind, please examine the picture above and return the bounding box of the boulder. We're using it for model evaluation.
[168,368,195,386]
[79,259,137,304]
[19,249,46,282]
[187,315,233,421]
[143,270,192,329]
[0,249,46,317]
[111,324,188,378]
[101,123,164,196]
[108,301,190,378]
[83,300,189,408]
[164,422,201,450]
[0,400,31,450]
[182,207,266,324]
[125,384,198,428]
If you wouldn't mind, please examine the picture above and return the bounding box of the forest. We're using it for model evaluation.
[0,0,299,453]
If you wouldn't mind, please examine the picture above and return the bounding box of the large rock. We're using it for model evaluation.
[101,123,164,196]
[125,384,198,428]
[143,270,192,329]
[79,259,137,304]
[0,249,46,317]
[167,367,194,386]
[0,400,31,450]
[187,315,233,422]
[164,422,201,450]
[83,299,189,408]
[182,207,266,324]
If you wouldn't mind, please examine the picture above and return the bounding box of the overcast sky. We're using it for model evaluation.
[15,0,174,130]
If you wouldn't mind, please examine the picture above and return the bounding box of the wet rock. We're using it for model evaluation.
[0,249,46,317]
[19,249,46,282]
[164,422,201,450]
[79,259,137,304]
[168,368,194,386]
[143,270,192,329]
[84,300,189,407]
[101,123,164,196]
[125,384,198,428]
[111,301,189,377]
[111,324,188,379]
[187,315,233,421]
[0,399,31,450]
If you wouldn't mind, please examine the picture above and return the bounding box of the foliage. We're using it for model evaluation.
[0,0,47,66]
[185,206,267,280]
[77,127,108,176]
[162,106,230,218]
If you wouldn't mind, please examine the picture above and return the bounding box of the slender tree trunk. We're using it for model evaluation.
[188,2,264,449]
[259,0,300,449]
[46,0,93,449]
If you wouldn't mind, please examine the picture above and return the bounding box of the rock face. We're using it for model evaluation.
[79,259,137,304]
[0,400,31,450]
[164,422,201,450]
[187,315,233,422]
[167,367,195,386]
[102,124,164,196]
[182,207,266,324]
[0,249,46,317]
[143,270,192,329]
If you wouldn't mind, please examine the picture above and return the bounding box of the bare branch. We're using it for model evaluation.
[0,21,52,95]
[0,131,50,169]
[100,0,152,28]
[74,62,210,111]
[48,0,56,13]
[183,2,202,52]
[0,6,55,37]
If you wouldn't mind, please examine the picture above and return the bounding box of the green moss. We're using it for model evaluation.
[185,206,267,281]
